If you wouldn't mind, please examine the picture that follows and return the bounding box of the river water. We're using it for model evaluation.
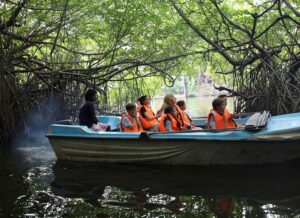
[1,96,300,217]
[1,143,300,217]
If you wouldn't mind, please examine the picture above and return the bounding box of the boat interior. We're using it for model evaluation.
[54,111,270,132]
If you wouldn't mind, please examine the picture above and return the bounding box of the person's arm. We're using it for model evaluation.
[87,102,98,124]
[121,117,134,129]
[141,106,161,120]
[165,119,172,132]
[209,116,216,129]
[137,118,143,131]
[156,108,163,115]
[186,112,192,123]
[225,108,237,119]
[230,113,237,119]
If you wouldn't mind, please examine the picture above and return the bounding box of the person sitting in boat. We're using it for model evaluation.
[177,100,202,130]
[218,93,244,127]
[79,89,110,131]
[207,98,237,129]
[159,106,181,132]
[161,94,189,130]
[218,93,233,113]
[120,103,143,132]
[137,95,161,132]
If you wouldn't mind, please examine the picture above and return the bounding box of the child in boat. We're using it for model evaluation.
[137,95,160,132]
[218,93,243,127]
[160,94,188,130]
[120,103,143,132]
[207,98,237,129]
[218,92,239,117]
[79,89,110,131]
[176,100,202,130]
[159,106,181,132]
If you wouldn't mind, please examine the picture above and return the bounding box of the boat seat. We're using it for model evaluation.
[97,115,121,131]
[245,111,270,130]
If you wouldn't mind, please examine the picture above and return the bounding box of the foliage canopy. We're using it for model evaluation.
[0,0,299,146]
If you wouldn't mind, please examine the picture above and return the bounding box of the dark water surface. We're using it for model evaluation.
[1,142,300,217]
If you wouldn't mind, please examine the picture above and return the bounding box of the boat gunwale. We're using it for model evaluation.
[46,134,300,142]
[47,112,300,142]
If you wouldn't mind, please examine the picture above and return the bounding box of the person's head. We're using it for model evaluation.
[138,95,151,105]
[126,103,137,118]
[163,94,177,106]
[176,100,186,111]
[218,94,228,105]
[85,89,97,102]
[164,105,176,116]
[212,98,227,113]
[218,94,227,99]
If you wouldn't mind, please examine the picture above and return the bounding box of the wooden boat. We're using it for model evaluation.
[47,112,300,165]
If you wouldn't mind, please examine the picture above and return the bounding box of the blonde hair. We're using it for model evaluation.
[161,93,175,110]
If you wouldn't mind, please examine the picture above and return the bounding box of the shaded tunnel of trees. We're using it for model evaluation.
[0,0,299,149]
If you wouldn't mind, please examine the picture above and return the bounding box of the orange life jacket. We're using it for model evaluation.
[183,111,192,127]
[159,114,181,132]
[175,105,191,128]
[137,105,159,129]
[120,114,143,132]
[207,109,236,129]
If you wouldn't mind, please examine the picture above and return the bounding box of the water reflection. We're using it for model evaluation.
[1,145,300,217]
[50,161,300,217]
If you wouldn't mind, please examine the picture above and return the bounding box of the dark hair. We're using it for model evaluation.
[126,103,136,112]
[164,105,174,114]
[137,95,148,104]
[176,100,185,107]
[212,98,226,110]
[85,89,97,102]
[218,94,227,99]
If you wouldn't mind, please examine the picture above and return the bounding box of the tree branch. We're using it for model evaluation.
[0,0,29,32]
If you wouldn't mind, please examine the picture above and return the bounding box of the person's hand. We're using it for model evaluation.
[230,113,237,119]
[181,126,188,130]
[236,123,244,128]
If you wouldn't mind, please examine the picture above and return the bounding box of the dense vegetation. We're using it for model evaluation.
[0,0,299,147]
